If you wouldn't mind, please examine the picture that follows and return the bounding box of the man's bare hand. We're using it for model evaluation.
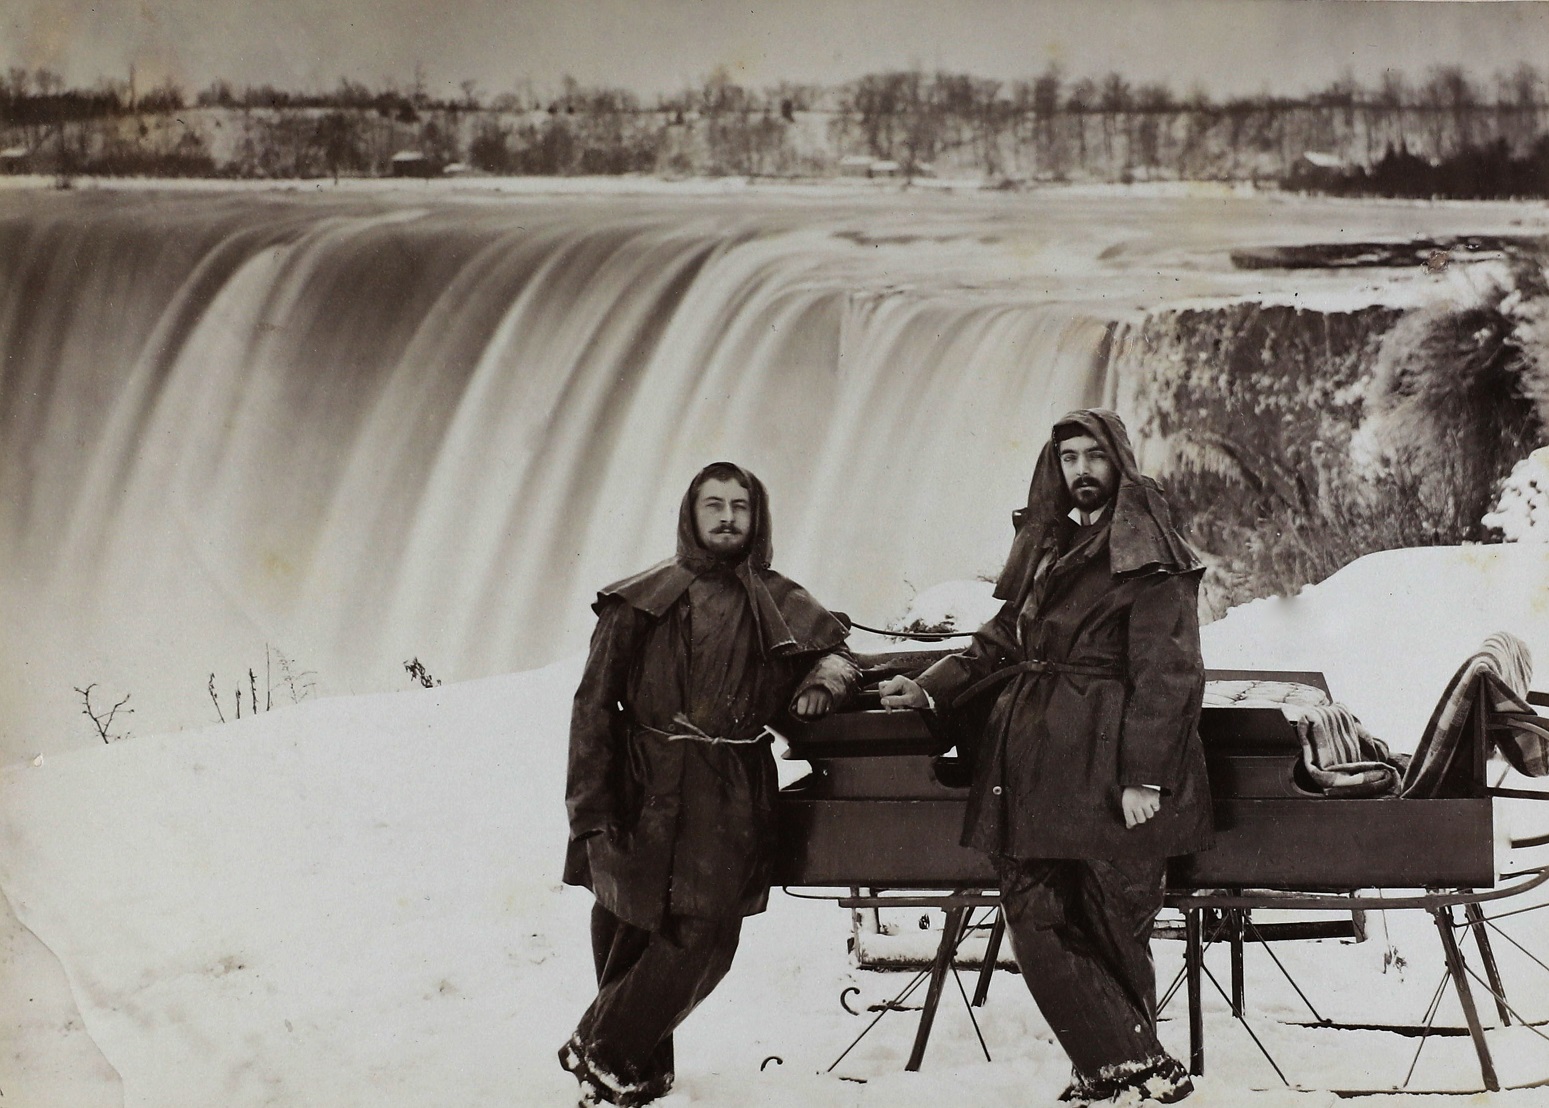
[1121,785,1162,829]
[877,675,929,711]
[791,687,834,720]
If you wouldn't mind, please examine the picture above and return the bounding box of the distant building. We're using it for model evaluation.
[390,151,436,178]
[1285,151,1351,191]
[837,155,911,179]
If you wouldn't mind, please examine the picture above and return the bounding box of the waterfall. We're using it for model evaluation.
[0,192,1115,755]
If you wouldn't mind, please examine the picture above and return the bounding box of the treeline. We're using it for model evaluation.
[3,62,1548,193]
[1298,136,1549,200]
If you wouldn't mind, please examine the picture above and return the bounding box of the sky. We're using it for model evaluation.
[6,0,1549,104]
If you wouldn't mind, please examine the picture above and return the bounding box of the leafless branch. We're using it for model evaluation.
[74,683,132,743]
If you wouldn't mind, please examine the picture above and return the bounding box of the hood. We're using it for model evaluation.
[597,462,848,657]
[994,408,1203,601]
[675,462,773,572]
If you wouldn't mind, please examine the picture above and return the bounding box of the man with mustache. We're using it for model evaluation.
[880,410,1211,1106]
[559,461,857,1107]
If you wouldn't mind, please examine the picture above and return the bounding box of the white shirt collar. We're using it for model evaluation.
[1067,502,1112,527]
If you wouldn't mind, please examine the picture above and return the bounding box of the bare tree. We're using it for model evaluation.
[1031,64,1063,177]
[1134,82,1174,174]
[1066,77,1097,169]
[271,646,316,704]
[1419,64,1475,158]
[1376,70,1409,159]
[1177,85,1215,178]
[1496,62,1543,150]
[1099,72,1132,171]
[75,684,132,744]
[32,67,63,96]
[411,61,429,109]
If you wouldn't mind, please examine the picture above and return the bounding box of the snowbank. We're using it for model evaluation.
[6,545,1549,1106]
[1201,544,1549,746]
[1,661,591,1107]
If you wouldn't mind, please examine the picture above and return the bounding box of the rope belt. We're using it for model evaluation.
[640,712,771,745]
[949,658,1126,710]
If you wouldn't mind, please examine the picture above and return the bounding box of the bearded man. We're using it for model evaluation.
[880,410,1211,1106]
[559,461,857,1107]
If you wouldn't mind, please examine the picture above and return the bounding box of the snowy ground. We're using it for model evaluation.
[8,546,1549,1106]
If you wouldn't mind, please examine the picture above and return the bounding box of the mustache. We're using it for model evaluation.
[711,524,745,534]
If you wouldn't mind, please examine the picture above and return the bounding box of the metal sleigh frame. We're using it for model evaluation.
[777,681,1549,1095]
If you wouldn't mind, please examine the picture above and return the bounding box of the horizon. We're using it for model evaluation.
[7,0,1549,107]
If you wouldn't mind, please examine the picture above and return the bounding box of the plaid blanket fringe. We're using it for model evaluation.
[1402,631,1542,797]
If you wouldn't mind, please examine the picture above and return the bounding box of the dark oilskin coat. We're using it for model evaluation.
[918,410,1214,861]
[563,465,857,931]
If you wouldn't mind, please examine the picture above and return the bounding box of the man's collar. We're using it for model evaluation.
[1067,502,1113,527]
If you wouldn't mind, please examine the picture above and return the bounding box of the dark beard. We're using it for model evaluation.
[1070,483,1111,511]
[681,542,747,574]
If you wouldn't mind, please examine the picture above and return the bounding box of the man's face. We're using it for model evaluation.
[694,476,753,558]
[1058,433,1118,512]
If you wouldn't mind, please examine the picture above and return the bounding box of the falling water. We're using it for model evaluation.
[21,186,1401,756]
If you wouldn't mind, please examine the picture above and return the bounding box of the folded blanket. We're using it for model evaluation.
[1293,703,1410,798]
[1203,680,1331,709]
[1402,631,1540,798]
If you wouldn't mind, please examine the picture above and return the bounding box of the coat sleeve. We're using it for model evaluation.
[914,599,1020,709]
[1119,571,1206,790]
[565,597,640,840]
[792,644,861,707]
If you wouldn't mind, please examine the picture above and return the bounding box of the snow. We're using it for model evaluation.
[1484,449,1549,543]
[8,547,1549,1105]
[1199,544,1549,747]
[896,580,1004,635]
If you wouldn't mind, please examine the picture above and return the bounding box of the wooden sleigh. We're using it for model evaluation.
[772,647,1549,1095]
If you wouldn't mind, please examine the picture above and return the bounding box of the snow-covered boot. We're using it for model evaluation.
[586,1059,652,1107]
[1058,1067,1108,1106]
[635,1068,674,1103]
[1134,1056,1193,1103]
[558,1031,659,1106]
[576,1076,609,1107]
[559,1034,585,1076]
[1110,1055,1193,1104]
[1059,1066,1121,1108]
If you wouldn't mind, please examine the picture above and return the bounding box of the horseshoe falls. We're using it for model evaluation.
[0,190,1121,755]
[5,184,1538,757]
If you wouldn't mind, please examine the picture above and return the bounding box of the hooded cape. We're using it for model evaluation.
[994,409,1202,602]
[597,462,849,657]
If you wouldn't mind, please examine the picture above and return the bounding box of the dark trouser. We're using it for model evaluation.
[574,902,743,1086]
[995,854,1172,1082]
